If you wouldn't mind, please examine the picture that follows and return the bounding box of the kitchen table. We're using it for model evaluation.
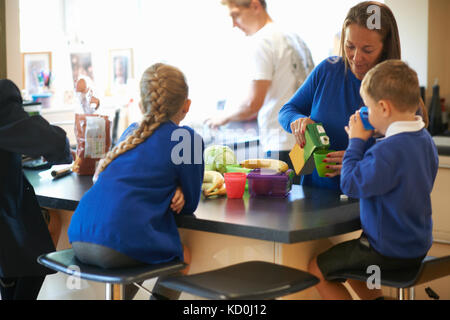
[25,167,362,299]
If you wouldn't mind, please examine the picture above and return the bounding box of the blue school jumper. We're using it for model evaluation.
[279,57,364,190]
[341,126,438,258]
[68,121,204,264]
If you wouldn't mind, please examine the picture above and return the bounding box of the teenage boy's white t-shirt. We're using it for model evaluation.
[248,22,314,153]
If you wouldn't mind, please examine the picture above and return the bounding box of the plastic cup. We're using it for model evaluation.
[359,106,375,130]
[226,165,252,190]
[224,172,247,199]
[313,149,336,178]
[23,104,42,117]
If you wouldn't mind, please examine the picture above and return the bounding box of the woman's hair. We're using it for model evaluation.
[97,63,189,174]
[221,0,267,10]
[340,1,401,69]
[361,59,429,127]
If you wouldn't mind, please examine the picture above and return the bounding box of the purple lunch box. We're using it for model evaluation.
[247,169,294,198]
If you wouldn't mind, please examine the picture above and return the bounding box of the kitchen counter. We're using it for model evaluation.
[24,167,361,244]
[433,135,450,156]
[26,166,362,300]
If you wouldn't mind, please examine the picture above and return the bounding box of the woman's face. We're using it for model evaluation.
[344,24,384,80]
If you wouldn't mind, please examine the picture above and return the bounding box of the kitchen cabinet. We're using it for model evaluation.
[431,156,450,242]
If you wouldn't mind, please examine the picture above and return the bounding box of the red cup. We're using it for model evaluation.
[224,172,247,199]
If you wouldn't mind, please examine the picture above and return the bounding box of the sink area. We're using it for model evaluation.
[433,136,450,156]
[434,136,450,146]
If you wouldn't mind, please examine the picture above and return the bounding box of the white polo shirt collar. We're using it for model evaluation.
[384,116,425,138]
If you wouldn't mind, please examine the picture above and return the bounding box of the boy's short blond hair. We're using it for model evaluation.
[221,0,267,10]
[361,60,421,113]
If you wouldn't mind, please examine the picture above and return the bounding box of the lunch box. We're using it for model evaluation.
[247,169,294,198]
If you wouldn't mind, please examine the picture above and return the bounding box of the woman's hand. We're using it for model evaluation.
[171,186,185,214]
[290,117,315,148]
[322,150,346,177]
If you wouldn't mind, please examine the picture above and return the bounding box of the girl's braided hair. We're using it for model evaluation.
[97,63,189,174]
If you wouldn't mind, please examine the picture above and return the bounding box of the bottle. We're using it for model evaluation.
[441,98,448,132]
[428,81,443,136]
[420,86,426,103]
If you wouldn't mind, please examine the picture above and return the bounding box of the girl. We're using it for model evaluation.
[68,63,204,299]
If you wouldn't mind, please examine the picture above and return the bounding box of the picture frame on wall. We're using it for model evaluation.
[108,48,134,95]
[22,51,52,95]
[70,52,95,86]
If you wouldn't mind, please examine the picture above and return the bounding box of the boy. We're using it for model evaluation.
[308,60,439,300]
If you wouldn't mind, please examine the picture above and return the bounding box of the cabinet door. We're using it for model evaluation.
[431,156,450,242]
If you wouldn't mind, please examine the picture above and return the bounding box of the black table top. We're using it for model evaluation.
[24,167,361,244]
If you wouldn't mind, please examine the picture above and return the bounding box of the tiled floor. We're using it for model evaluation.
[36,273,158,300]
[35,274,196,300]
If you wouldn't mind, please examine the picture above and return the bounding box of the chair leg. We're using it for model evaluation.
[133,282,152,296]
[106,283,113,300]
[117,284,124,300]
[105,283,125,300]
[409,287,415,300]
[397,288,412,300]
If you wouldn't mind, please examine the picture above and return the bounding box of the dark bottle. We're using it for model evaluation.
[428,83,443,136]
[420,86,426,103]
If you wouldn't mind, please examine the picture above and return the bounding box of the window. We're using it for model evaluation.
[19,0,371,126]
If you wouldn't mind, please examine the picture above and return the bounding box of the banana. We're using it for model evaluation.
[206,184,227,197]
[202,171,225,196]
[240,159,289,173]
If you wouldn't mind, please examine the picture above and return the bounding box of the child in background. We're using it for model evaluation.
[308,60,439,300]
[0,79,73,300]
[68,63,204,299]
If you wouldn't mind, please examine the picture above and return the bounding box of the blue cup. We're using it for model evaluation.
[359,106,375,130]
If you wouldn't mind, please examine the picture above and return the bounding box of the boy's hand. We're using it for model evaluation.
[171,186,185,214]
[345,111,373,141]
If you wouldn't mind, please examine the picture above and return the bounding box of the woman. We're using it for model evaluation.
[278,1,401,190]
[0,79,73,300]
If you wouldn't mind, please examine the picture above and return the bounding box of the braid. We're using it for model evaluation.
[97,63,188,174]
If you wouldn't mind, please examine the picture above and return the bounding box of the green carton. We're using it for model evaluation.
[289,123,331,176]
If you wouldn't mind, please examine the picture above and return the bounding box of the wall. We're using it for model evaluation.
[385,0,429,87]
[4,1,449,108]
[5,0,21,86]
[0,0,6,78]
[427,0,450,104]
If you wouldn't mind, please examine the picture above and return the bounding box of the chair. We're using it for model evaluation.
[37,248,186,300]
[160,261,319,300]
[326,255,450,300]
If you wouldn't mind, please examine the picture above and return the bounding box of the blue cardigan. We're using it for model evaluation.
[279,57,364,190]
[341,131,439,259]
[68,121,204,264]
